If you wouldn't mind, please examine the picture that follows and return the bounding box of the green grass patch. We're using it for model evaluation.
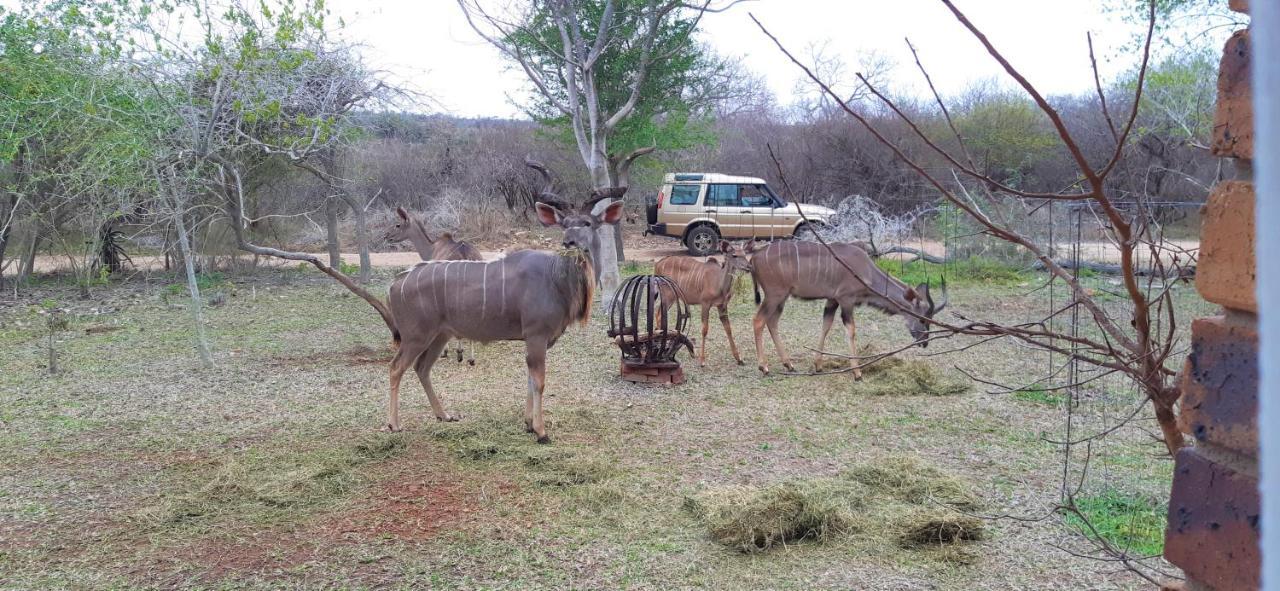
[163,271,231,296]
[1064,490,1166,556]
[1013,385,1064,405]
[876,256,1025,287]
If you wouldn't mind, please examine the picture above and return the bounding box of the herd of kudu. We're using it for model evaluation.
[378,160,946,442]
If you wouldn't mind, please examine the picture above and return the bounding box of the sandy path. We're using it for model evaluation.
[26,239,1197,274]
[28,247,690,274]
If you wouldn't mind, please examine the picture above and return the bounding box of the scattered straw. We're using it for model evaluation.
[897,510,986,548]
[686,455,985,556]
[857,355,969,397]
[684,480,866,552]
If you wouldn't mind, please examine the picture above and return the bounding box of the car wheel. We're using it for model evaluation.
[794,223,819,241]
[685,225,719,256]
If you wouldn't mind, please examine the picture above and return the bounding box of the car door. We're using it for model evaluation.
[705,184,745,237]
[739,184,792,239]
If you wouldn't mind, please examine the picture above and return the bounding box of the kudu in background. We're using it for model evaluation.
[386,165,622,442]
[750,240,946,379]
[654,240,752,366]
[384,206,484,364]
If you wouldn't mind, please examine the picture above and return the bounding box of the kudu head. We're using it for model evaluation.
[383,206,429,245]
[526,157,624,278]
[902,277,948,347]
[719,240,752,274]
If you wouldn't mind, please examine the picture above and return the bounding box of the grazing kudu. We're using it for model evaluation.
[751,240,946,379]
[383,206,484,364]
[654,240,752,366]
[385,195,623,442]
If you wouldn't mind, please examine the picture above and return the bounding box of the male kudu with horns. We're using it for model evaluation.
[385,163,622,443]
[751,240,947,379]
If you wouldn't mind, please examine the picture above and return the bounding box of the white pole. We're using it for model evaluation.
[1256,0,1280,588]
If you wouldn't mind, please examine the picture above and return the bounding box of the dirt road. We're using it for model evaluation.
[29,247,691,274]
[27,239,1197,274]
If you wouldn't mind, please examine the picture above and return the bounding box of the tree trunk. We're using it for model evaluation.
[590,198,622,311]
[18,233,40,283]
[325,197,342,269]
[351,199,372,284]
[0,216,10,291]
[174,208,214,368]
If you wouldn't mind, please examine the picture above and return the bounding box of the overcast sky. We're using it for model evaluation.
[327,0,1211,119]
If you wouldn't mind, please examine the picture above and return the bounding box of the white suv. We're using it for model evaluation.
[645,173,835,255]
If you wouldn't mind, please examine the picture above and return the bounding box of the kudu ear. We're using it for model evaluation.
[599,200,625,225]
[535,202,564,228]
[396,206,409,221]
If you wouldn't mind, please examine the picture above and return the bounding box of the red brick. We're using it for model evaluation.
[1179,315,1258,455]
[1229,0,1248,14]
[1197,181,1255,311]
[1213,29,1252,159]
[1165,447,1260,590]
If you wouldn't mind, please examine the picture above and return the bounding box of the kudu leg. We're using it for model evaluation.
[698,305,711,366]
[387,343,426,431]
[716,303,743,365]
[765,300,794,373]
[840,304,862,380]
[814,300,839,371]
[414,335,457,421]
[525,338,550,443]
[752,300,771,374]
[753,298,792,374]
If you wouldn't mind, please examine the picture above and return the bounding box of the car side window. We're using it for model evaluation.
[740,184,773,207]
[669,184,700,205]
[707,184,739,207]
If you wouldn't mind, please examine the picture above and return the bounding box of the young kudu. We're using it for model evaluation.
[384,206,484,364]
[654,240,752,366]
[386,196,623,443]
[751,240,946,379]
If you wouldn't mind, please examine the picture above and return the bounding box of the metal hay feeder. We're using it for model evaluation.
[607,274,694,384]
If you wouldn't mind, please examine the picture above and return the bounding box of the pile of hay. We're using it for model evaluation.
[897,510,985,548]
[683,479,867,551]
[856,354,969,397]
[686,455,985,556]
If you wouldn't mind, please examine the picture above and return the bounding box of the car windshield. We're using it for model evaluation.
[761,184,786,207]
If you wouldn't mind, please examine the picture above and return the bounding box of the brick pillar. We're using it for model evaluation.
[1162,3,1259,590]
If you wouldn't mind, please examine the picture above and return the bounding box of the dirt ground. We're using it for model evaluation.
[26,220,1198,274]
[0,257,1211,589]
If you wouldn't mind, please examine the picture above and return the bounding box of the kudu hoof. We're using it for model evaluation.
[536,434,551,445]
[456,350,463,363]
[758,365,770,375]
[437,414,459,422]
[468,359,476,366]
[783,363,795,372]
[736,359,745,366]
[383,423,403,433]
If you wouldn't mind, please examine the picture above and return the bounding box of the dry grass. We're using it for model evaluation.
[685,455,984,554]
[0,267,1209,589]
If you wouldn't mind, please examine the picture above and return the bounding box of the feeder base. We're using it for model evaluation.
[620,361,685,385]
